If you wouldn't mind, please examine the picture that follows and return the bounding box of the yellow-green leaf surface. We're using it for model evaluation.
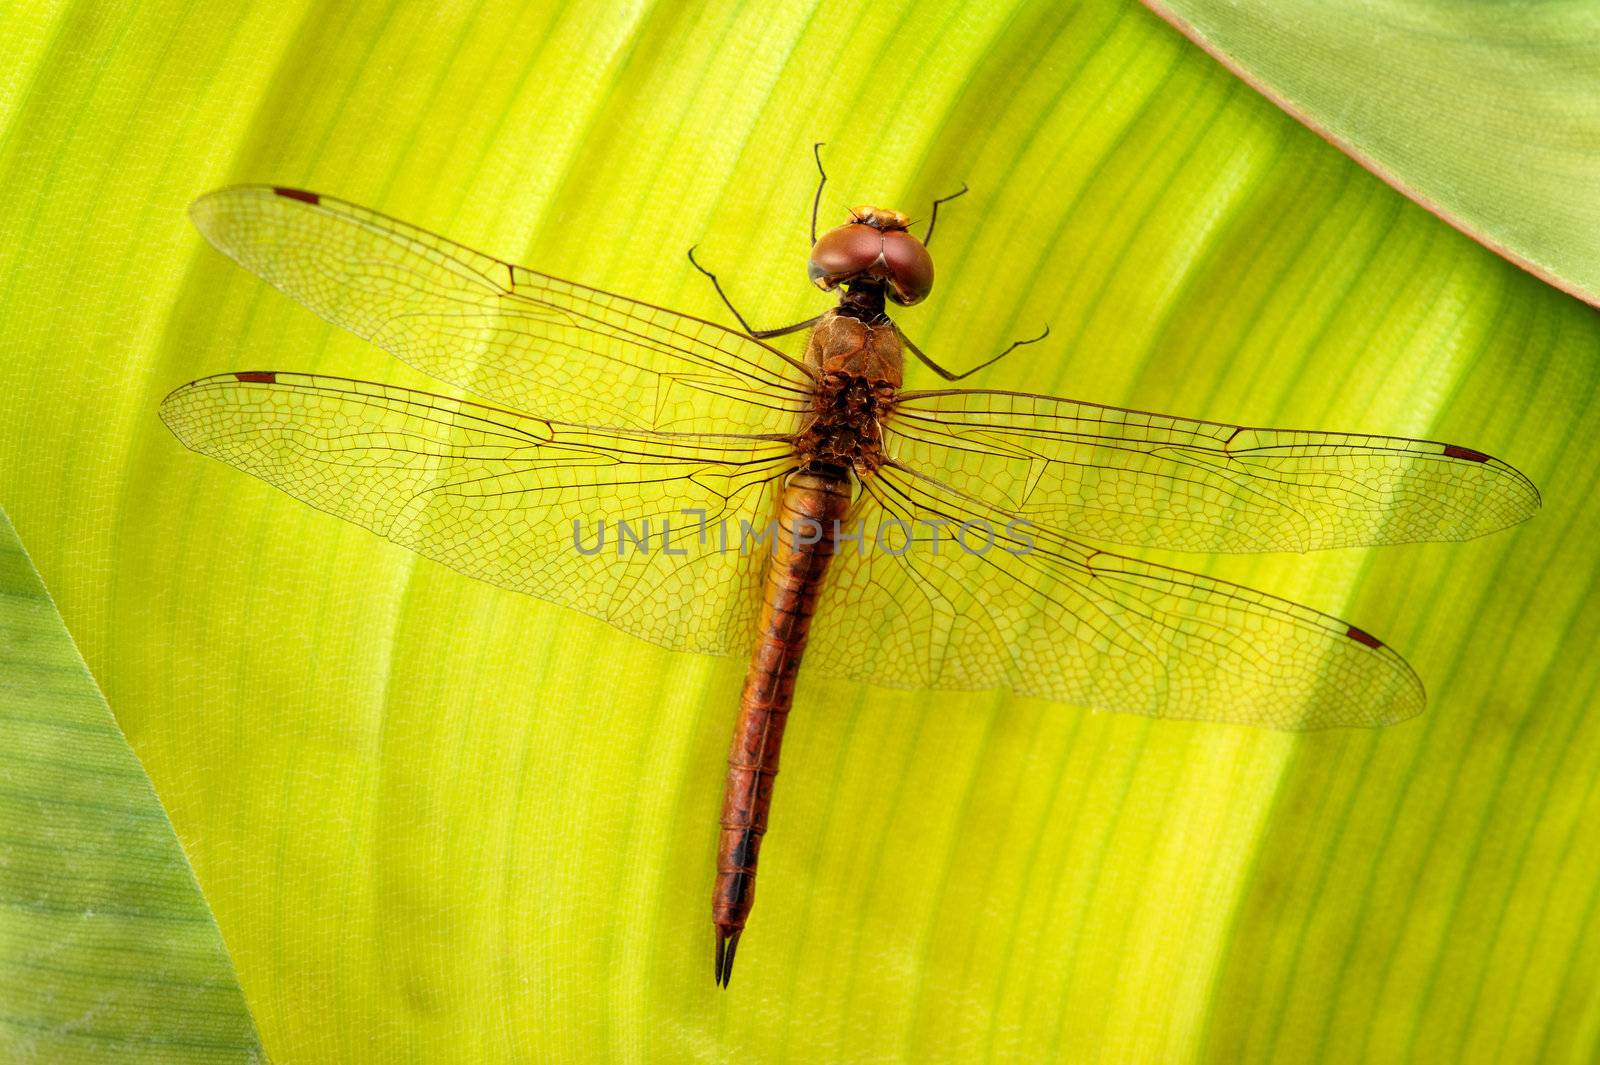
[1142,0,1600,307]
[0,508,262,1063]
[1,1,1596,1062]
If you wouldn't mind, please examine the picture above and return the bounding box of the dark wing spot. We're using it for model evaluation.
[233,371,277,383]
[272,187,320,205]
[1443,444,1490,462]
[1345,625,1383,649]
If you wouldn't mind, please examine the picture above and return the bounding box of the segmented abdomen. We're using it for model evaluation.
[712,467,853,971]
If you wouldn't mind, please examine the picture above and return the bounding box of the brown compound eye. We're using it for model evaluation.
[880,229,934,306]
[808,223,882,292]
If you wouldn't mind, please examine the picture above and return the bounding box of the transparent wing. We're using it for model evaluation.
[163,373,1431,727]
[888,389,1540,553]
[160,371,795,655]
[189,186,811,434]
[804,462,1425,729]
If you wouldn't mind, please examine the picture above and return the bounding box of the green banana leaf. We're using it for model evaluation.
[1,1,1596,1062]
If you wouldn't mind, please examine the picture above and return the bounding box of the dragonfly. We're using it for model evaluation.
[161,165,1539,988]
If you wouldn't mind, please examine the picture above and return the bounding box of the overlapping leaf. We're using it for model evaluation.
[0,510,261,1063]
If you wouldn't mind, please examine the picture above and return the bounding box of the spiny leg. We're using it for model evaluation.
[921,181,969,246]
[810,141,827,246]
[897,322,1052,382]
[686,246,821,340]
[685,140,835,341]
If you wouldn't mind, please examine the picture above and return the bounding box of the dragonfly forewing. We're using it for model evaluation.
[889,389,1540,554]
[189,186,813,435]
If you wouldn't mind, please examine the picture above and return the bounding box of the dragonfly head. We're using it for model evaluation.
[808,206,933,307]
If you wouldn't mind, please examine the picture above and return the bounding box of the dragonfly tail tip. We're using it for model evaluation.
[715,926,742,988]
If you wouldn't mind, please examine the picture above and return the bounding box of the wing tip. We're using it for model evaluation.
[158,371,283,419]
[1344,624,1429,728]
[1443,441,1543,524]
[188,184,325,242]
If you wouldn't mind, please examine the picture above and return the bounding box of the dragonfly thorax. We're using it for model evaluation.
[802,311,903,381]
[795,369,894,476]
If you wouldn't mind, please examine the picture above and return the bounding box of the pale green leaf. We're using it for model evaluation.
[1143,0,1600,306]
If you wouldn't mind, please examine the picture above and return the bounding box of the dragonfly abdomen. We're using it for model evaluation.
[713,467,853,986]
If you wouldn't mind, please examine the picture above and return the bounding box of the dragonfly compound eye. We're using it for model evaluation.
[807,218,935,305]
[880,229,933,306]
[808,224,882,293]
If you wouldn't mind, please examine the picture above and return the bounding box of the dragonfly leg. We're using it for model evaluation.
[810,141,827,245]
[921,181,969,246]
[686,246,821,340]
[897,322,1051,382]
